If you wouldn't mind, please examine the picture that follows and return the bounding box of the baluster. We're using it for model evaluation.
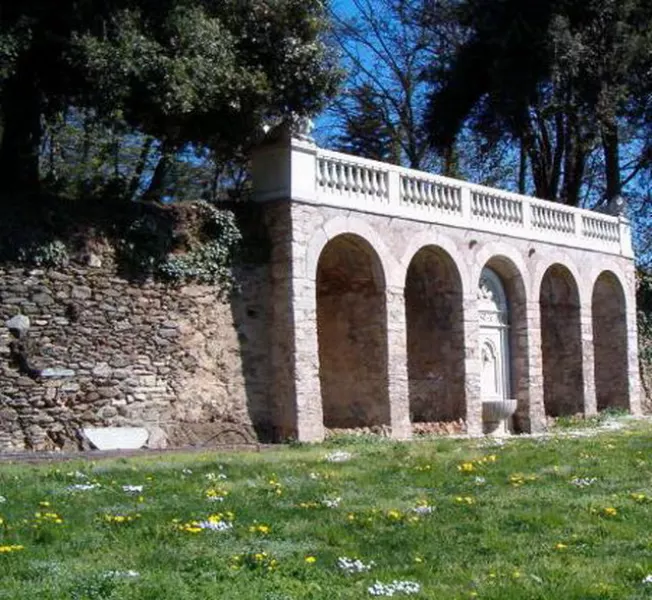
[380,172,388,198]
[405,179,413,203]
[415,180,423,205]
[444,187,451,211]
[316,160,323,187]
[362,169,370,196]
[425,182,433,207]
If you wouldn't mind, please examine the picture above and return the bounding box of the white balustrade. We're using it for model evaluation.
[253,138,630,257]
[316,152,389,203]
[399,173,462,215]
[309,147,627,255]
[531,200,576,234]
[470,189,523,225]
[581,214,620,243]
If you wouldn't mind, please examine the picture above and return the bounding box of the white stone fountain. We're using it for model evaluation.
[482,398,518,436]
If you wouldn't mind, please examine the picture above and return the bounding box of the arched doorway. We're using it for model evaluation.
[404,246,465,426]
[592,271,629,411]
[316,234,390,429]
[540,265,583,417]
[478,267,511,401]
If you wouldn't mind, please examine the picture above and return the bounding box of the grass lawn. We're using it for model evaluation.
[2,420,652,599]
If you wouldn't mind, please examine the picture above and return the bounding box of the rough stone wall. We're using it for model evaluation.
[593,271,629,411]
[405,247,465,422]
[316,235,390,428]
[0,263,270,451]
[540,266,584,416]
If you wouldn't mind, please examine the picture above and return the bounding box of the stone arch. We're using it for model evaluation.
[399,232,470,297]
[539,264,583,417]
[304,216,401,287]
[472,243,529,301]
[316,233,390,429]
[532,254,586,308]
[592,270,629,412]
[476,252,529,432]
[404,245,465,426]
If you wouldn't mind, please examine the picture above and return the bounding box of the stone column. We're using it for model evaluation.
[292,276,324,441]
[385,286,411,439]
[579,302,597,416]
[462,293,482,436]
[524,301,546,432]
[265,203,324,442]
[624,265,642,415]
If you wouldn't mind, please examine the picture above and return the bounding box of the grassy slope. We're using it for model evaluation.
[1,423,652,599]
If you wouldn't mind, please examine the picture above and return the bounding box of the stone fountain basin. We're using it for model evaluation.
[482,398,518,422]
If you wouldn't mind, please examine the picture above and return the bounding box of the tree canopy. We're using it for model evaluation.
[423,0,652,206]
[0,0,339,196]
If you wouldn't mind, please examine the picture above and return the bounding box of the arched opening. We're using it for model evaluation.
[540,265,584,417]
[478,258,529,432]
[404,247,465,429]
[592,271,629,411]
[316,234,390,429]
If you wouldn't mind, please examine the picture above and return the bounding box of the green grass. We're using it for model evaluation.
[2,423,652,599]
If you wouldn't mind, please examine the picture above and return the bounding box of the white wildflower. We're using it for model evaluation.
[104,570,140,579]
[411,504,433,515]
[0,495,6,503]
[570,477,597,488]
[643,574,652,584]
[182,469,193,475]
[474,476,486,486]
[122,485,143,494]
[325,451,352,463]
[67,483,100,492]
[322,496,341,508]
[337,556,375,574]
[368,580,421,596]
[197,519,233,532]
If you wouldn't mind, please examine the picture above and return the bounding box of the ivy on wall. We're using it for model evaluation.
[0,197,257,292]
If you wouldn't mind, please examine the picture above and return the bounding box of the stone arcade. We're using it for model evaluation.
[253,132,640,441]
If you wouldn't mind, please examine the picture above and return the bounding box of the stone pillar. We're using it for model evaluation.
[624,265,642,415]
[524,301,546,432]
[579,302,597,416]
[462,293,482,436]
[385,286,411,439]
[292,276,325,441]
[265,202,324,442]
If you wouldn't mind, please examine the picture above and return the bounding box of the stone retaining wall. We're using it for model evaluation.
[0,263,271,452]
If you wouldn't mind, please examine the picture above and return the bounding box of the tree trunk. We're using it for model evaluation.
[518,140,527,195]
[142,141,173,202]
[0,62,42,196]
[128,137,154,200]
[601,120,621,203]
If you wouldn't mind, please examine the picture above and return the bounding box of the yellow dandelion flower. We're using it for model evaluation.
[305,556,316,564]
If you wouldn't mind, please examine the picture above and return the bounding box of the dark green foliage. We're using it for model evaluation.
[424,0,652,206]
[0,0,339,195]
[336,85,401,164]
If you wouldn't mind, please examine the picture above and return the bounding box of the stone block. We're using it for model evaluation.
[82,427,149,450]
